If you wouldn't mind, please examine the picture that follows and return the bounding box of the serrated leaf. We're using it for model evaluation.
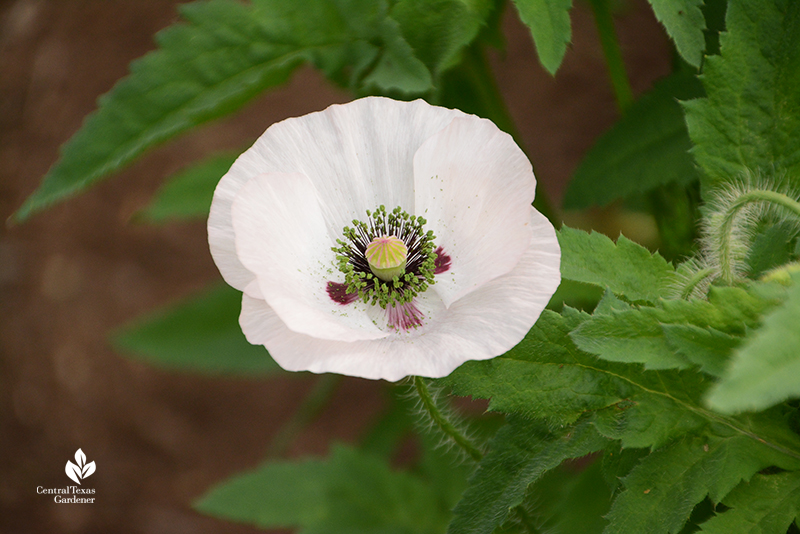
[647,0,706,68]
[558,226,676,302]
[571,308,694,370]
[684,0,800,192]
[571,285,784,371]
[592,392,708,450]
[601,443,649,493]
[112,284,282,376]
[390,0,493,75]
[447,417,608,534]
[706,273,800,414]
[195,445,452,534]
[446,307,800,455]
[360,15,433,94]
[563,71,703,209]
[511,0,572,75]
[701,0,727,57]
[605,432,800,534]
[662,324,741,377]
[547,279,606,313]
[14,0,435,222]
[442,310,630,427]
[138,151,238,223]
[444,309,710,448]
[593,288,632,315]
[699,471,800,534]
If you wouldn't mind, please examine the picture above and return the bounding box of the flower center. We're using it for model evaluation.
[365,235,407,281]
[332,205,436,310]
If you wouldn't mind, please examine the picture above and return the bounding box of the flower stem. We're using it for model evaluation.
[412,376,484,462]
[267,374,341,457]
[588,0,634,113]
[680,266,716,299]
[717,189,800,283]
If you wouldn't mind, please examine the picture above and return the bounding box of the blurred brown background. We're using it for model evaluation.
[0,1,671,532]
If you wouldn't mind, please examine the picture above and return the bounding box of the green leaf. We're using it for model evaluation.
[699,471,800,534]
[447,417,608,534]
[605,432,800,534]
[547,279,606,313]
[601,443,649,493]
[647,0,706,68]
[442,309,630,427]
[701,0,727,57]
[591,391,708,450]
[390,0,493,75]
[360,15,433,94]
[745,222,796,278]
[137,151,238,223]
[511,0,572,75]
[446,306,800,454]
[706,272,800,414]
[572,307,693,370]
[444,309,710,448]
[570,285,778,371]
[522,458,612,534]
[662,324,741,378]
[558,226,676,303]
[684,0,800,192]
[113,284,282,376]
[14,0,433,222]
[594,289,633,314]
[563,71,703,209]
[195,445,452,534]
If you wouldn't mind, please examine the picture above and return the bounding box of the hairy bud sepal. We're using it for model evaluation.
[701,174,800,286]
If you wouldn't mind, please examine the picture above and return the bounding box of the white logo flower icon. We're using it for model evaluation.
[65,448,95,484]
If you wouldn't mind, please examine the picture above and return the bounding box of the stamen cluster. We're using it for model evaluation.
[332,206,436,309]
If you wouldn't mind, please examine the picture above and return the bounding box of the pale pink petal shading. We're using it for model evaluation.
[209,97,561,381]
[231,172,386,342]
[209,98,464,292]
[238,210,559,381]
[414,116,536,308]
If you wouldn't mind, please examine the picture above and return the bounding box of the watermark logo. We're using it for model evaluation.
[65,448,96,485]
[36,448,97,503]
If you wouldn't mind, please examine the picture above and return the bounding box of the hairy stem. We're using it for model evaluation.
[680,266,716,299]
[412,376,483,462]
[589,0,634,112]
[717,189,800,284]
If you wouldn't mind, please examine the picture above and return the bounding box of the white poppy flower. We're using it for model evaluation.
[208,97,560,381]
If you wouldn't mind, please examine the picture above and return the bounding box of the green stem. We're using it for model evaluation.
[589,0,634,113]
[680,266,716,299]
[267,374,342,457]
[440,43,557,222]
[412,376,483,462]
[717,189,800,284]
